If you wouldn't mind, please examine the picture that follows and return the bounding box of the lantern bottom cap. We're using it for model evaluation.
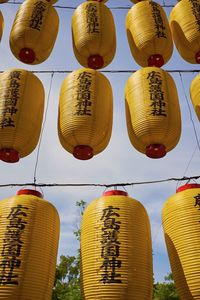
[195,51,200,64]
[0,148,20,163]
[145,144,166,159]
[73,145,93,160]
[148,54,164,67]
[19,47,35,64]
[88,55,104,69]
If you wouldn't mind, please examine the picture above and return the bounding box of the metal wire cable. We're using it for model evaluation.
[33,72,54,185]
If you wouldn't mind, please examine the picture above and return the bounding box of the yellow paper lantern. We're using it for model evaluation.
[126,1,173,67]
[0,68,45,163]
[162,183,200,300]
[0,189,60,300]
[10,0,59,64]
[190,73,200,121]
[125,67,181,158]
[80,190,153,300]
[58,68,113,160]
[170,0,200,64]
[72,1,116,69]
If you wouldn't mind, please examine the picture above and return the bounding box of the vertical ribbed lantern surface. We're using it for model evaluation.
[0,189,60,300]
[80,190,153,299]
[126,1,173,67]
[190,73,200,121]
[0,68,45,163]
[72,1,116,69]
[162,184,200,300]
[58,68,113,160]
[170,0,200,64]
[10,0,59,64]
[125,67,181,158]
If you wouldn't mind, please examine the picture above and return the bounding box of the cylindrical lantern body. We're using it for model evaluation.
[0,189,60,300]
[190,73,200,121]
[162,184,200,300]
[0,68,45,163]
[125,67,181,158]
[72,1,116,69]
[10,0,59,64]
[58,68,113,160]
[126,1,173,67]
[80,190,153,299]
[170,0,200,64]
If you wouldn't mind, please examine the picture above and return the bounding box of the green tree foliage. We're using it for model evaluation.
[153,273,180,300]
[52,200,86,300]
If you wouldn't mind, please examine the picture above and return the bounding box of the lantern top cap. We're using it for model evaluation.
[176,183,200,193]
[17,189,43,198]
[103,190,128,197]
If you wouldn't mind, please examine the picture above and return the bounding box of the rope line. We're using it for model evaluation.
[0,175,199,188]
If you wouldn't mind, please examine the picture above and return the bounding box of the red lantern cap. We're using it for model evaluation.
[176,183,200,193]
[195,51,200,63]
[103,190,128,196]
[88,55,104,69]
[148,54,164,67]
[73,145,93,160]
[19,48,35,64]
[146,144,166,159]
[0,148,20,163]
[17,189,43,198]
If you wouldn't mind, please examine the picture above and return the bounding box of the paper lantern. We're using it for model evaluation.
[0,68,45,163]
[10,0,59,64]
[72,1,116,69]
[170,0,200,64]
[58,68,113,160]
[190,73,200,121]
[0,189,60,300]
[162,183,200,300]
[80,190,153,300]
[126,1,173,67]
[125,67,181,158]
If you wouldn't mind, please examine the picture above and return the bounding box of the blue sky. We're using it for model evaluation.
[0,0,199,283]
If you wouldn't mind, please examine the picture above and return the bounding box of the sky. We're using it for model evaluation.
[0,0,199,283]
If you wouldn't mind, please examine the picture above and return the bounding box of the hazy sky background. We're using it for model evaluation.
[0,0,199,283]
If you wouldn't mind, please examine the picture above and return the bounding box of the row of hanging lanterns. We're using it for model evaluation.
[80,184,200,299]
[0,0,200,66]
[1,65,200,163]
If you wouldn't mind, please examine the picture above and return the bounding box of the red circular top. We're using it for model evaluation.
[103,190,128,196]
[17,189,43,198]
[176,183,200,193]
